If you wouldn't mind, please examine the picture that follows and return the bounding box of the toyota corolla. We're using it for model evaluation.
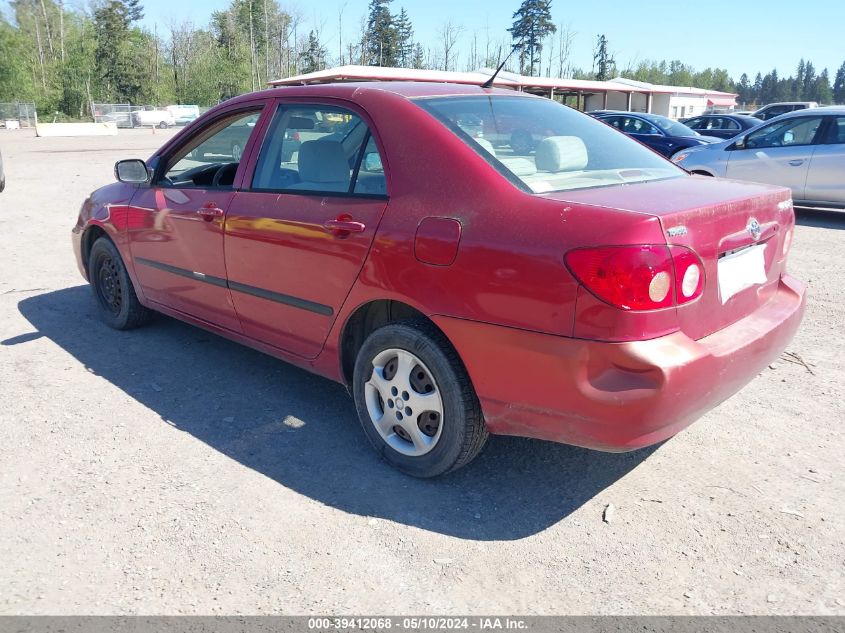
[72,82,806,477]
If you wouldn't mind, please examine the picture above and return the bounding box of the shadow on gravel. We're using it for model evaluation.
[9,286,657,541]
[795,208,845,230]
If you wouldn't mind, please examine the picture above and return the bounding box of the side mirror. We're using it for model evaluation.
[115,159,150,184]
[733,135,747,150]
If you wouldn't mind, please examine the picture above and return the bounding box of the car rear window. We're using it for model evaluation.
[416,96,682,193]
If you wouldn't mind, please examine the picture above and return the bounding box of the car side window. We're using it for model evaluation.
[624,117,660,135]
[745,116,824,149]
[685,118,703,130]
[252,105,386,196]
[602,115,623,130]
[723,118,741,131]
[823,117,845,144]
[161,110,262,189]
[353,136,387,195]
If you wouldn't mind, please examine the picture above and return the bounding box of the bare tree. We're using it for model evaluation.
[556,23,575,78]
[438,21,463,72]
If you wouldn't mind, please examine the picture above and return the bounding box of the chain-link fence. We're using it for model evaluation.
[91,103,143,128]
[0,103,38,128]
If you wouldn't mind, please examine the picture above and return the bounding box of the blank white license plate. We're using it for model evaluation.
[718,243,768,304]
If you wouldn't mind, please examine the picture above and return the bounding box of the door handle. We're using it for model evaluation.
[197,204,224,220]
[788,159,804,166]
[324,217,366,235]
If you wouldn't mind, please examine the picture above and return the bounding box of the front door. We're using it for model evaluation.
[725,115,824,200]
[128,106,267,331]
[224,102,389,359]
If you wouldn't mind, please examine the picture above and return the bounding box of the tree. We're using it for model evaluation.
[299,30,325,73]
[802,61,816,101]
[394,7,414,68]
[812,68,832,104]
[834,61,845,104]
[437,20,462,71]
[592,34,615,80]
[93,0,147,102]
[365,0,397,66]
[737,73,751,104]
[508,0,556,76]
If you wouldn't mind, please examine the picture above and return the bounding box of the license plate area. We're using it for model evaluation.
[718,243,768,304]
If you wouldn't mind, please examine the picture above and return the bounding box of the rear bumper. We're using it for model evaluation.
[433,274,806,451]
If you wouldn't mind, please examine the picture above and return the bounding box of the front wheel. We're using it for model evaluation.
[231,142,243,162]
[353,320,488,477]
[88,237,152,330]
[158,121,169,129]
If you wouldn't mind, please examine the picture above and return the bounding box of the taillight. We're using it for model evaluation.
[565,245,704,311]
[669,245,704,305]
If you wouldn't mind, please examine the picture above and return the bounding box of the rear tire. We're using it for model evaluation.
[353,320,488,477]
[88,237,152,330]
[158,121,169,129]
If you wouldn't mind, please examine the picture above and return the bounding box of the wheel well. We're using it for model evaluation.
[81,225,108,275]
[340,300,430,385]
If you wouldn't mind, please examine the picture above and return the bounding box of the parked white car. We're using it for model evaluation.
[132,109,176,129]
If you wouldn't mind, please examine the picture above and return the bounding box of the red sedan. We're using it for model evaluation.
[72,83,806,477]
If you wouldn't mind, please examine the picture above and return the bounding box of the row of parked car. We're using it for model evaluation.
[586,102,843,211]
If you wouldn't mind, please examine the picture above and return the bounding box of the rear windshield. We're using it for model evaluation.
[417,96,683,193]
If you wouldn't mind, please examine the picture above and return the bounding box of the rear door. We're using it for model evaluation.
[725,115,825,200]
[804,116,845,206]
[223,101,389,359]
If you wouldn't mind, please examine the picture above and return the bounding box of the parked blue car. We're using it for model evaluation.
[589,111,720,158]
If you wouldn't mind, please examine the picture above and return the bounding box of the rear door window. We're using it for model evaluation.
[251,105,387,196]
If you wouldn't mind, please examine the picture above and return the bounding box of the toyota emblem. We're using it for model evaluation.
[747,218,762,241]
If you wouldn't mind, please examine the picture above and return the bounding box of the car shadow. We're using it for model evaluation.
[7,286,658,541]
[795,208,845,230]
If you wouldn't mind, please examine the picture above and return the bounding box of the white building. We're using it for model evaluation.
[269,65,738,120]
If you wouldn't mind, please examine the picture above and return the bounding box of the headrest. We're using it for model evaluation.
[499,157,537,177]
[298,140,349,183]
[535,136,588,172]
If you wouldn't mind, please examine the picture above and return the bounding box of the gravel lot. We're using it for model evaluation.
[0,128,842,615]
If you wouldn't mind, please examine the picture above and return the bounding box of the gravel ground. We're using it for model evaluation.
[0,129,842,615]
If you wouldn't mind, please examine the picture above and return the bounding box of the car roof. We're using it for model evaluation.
[768,105,845,120]
[223,81,530,106]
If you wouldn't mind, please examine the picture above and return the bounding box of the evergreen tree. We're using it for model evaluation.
[753,72,763,103]
[508,0,556,76]
[365,0,398,66]
[394,7,414,68]
[812,68,832,104]
[802,61,816,100]
[93,0,145,102]
[593,35,615,81]
[737,73,751,104]
[833,61,845,104]
[410,42,425,69]
[299,31,326,74]
[794,59,805,100]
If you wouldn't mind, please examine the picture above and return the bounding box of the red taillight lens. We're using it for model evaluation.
[669,245,705,305]
[565,244,705,311]
[565,245,674,310]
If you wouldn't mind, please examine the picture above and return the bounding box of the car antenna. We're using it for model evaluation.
[481,44,521,89]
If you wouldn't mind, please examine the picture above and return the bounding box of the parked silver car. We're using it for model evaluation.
[672,107,845,211]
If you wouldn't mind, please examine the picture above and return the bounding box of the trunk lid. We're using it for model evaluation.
[544,176,794,340]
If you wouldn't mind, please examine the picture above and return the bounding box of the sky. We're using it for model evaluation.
[19,0,845,81]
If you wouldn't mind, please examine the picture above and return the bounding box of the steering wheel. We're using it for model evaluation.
[212,163,237,188]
